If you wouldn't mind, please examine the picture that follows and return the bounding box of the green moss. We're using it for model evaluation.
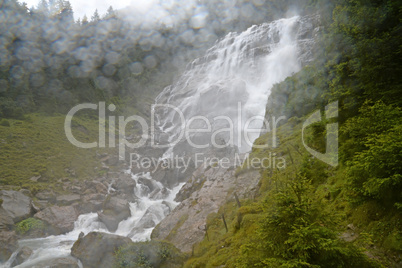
[16,218,45,235]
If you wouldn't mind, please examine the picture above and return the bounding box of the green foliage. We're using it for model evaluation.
[114,240,185,268]
[328,0,402,108]
[347,124,402,205]
[16,218,45,235]
[0,114,115,192]
[185,117,389,266]
[252,172,376,268]
[339,101,402,206]
[0,119,10,127]
[0,97,25,119]
[340,101,402,161]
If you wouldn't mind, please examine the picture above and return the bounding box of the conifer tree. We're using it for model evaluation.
[91,9,100,22]
[82,14,88,25]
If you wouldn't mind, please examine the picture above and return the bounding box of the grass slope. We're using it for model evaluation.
[0,114,115,194]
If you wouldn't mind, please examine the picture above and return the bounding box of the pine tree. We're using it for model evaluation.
[82,14,88,25]
[105,5,115,19]
[91,9,100,22]
[36,0,49,17]
[58,0,74,23]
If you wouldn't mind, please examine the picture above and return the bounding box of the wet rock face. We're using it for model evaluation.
[97,196,131,232]
[33,205,79,234]
[151,164,260,252]
[71,232,131,268]
[0,190,34,223]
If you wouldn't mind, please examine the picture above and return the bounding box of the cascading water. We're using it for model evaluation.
[3,172,184,268]
[3,15,319,267]
[154,15,318,155]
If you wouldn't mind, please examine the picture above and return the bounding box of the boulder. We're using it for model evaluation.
[137,176,159,195]
[32,200,50,211]
[103,196,130,215]
[111,240,185,268]
[83,180,108,195]
[35,190,56,203]
[11,246,33,266]
[0,207,14,231]
[111,175,136,195]
[149,187,169,200]
[71,232,131,268]
[75,194,105,214]
[0,190,33,223]
[34,206,78,234]
[97,196,130,232]
[75,200,103,214]
[56,194,80,206]
[0,231,18,262]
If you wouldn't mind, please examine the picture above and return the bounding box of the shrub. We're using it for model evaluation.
[0,119,10,127]
[16,218,45,235]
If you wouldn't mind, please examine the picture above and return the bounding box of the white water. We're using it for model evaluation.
[155,16,307,154]
[3,171,184,268]
[3,15,317,267]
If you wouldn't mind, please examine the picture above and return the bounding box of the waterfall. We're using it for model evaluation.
[154,15,318,155]
[3,15,319,267]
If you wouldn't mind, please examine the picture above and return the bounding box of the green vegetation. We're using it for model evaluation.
[114,240,186,268]
[0,113,114,193]
[16,218,46,235]
[183,0,402,266]
[0,119,10,127]
[184,120,385,267]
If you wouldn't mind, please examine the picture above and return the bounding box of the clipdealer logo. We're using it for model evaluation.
[64,101,338,167]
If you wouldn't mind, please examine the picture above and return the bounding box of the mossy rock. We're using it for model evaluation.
[115,240,186,268]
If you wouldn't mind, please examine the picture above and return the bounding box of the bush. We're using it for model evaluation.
[0,119,10,127]
[16,218,45,235]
